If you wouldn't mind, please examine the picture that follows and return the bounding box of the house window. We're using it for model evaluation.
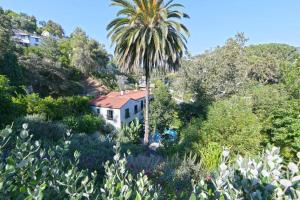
[107,110,113,120]
[141,100,144,109]
[35,38,39,42]
[134,105,138,114]
[125,108,130,119]
[96,108,100,114]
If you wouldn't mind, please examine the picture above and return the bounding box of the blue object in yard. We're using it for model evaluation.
[163,129,177,142]
[150,131,162,143]
[149,129,177,143]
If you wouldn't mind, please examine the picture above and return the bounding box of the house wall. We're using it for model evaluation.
[29,36,41,46]
[13,34,41,46]
[91,97,146,130]
[91,106,121,129]
[120,98,145,126]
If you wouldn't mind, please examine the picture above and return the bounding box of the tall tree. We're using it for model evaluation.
[107,0,189,144]
[42,20,64,38]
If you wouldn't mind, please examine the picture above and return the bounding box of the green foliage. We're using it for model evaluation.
[191,147,300,199]
[0,75,24,128]
[174,36,300,101]
[245,43,299,83]
[5,9,37,33]
[241,84,289,120]
[120,118,142,142]
[199,142,222,172]
[42,20,64,38]
[281,61,300,99]
[18,94,90,120]
[201,96,263,155]
[70,27,109,75]
[101,143,159,200]
[156,153,203,199]
[150,80,181,132]
[63,114,104,134]
[67,134,114,173]
[0,125,97,199]
[19,54,85,97]
[0,9,24,85]
[176,33,249,100]
[92,71,118,90]
[265,99,300,159]
[14,114,67,143]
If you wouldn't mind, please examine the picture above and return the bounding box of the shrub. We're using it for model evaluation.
[14,114,67,143]
[150,80,181,132]
[242,84,289,120]
[281,61,300,99]
[101,143,160,199]
[199,142,222,172]
[200,96,263,156]
[0,75,24,128]
[191,146,300,199]
[22,94,90,120]
[156,153,203,199]
[63,114,104,134]
[0,125,97,199]
[265,99,300,159]
[67,133,114,173]
[119,118,142,142]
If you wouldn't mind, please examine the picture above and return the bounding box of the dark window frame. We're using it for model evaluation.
[107,110,113,120]
[141,100,144,110]
[134,105,138,114]
[125,108,130,119]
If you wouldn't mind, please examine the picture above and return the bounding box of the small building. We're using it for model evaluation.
[90,90,152,129]
[13,29,41,46]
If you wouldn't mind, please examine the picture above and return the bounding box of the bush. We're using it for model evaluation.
[101,143,160,199]
[265,99,300,159]
[67,134,114,173]
[63,114,104,134]
[241,84,289,120]
[281,61,300,99]
[150,80,181,132]
[21,94,90,120]
[199,142,222,172]
[200,96,263,156]
[14,114,67,143]
[191,146,300,199]
[155,153,203,199]
[0,125,97,199]
[119,118,142,142]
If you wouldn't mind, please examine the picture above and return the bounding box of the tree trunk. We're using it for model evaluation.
[144,75,150,145]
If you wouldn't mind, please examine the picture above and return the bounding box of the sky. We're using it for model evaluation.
[1,0,300,55]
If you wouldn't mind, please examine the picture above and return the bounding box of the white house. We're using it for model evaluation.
[13,29,42,46]
[90,90,151,129]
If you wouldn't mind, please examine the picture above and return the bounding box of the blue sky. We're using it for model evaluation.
[1,0,300,55]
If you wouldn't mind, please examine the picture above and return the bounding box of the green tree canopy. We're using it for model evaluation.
[42,20,64,38]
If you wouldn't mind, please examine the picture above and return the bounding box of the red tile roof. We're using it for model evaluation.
[90,90,147,109]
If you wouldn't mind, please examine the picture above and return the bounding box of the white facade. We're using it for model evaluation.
[91,97,145,129]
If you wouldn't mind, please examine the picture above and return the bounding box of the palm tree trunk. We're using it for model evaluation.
[144,75,150,145]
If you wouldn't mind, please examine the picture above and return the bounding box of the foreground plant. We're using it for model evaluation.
[101,143,159,200]
[0,124,97,199]
[191,147,300,200]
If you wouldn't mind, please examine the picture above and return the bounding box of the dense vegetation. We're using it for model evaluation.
[0,1,300,199]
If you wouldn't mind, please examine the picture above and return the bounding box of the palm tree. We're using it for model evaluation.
[107,0,189,144]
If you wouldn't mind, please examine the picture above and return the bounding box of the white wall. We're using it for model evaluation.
[91,106,121,129]
[120,98,145,126]
[91,97,146,130]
